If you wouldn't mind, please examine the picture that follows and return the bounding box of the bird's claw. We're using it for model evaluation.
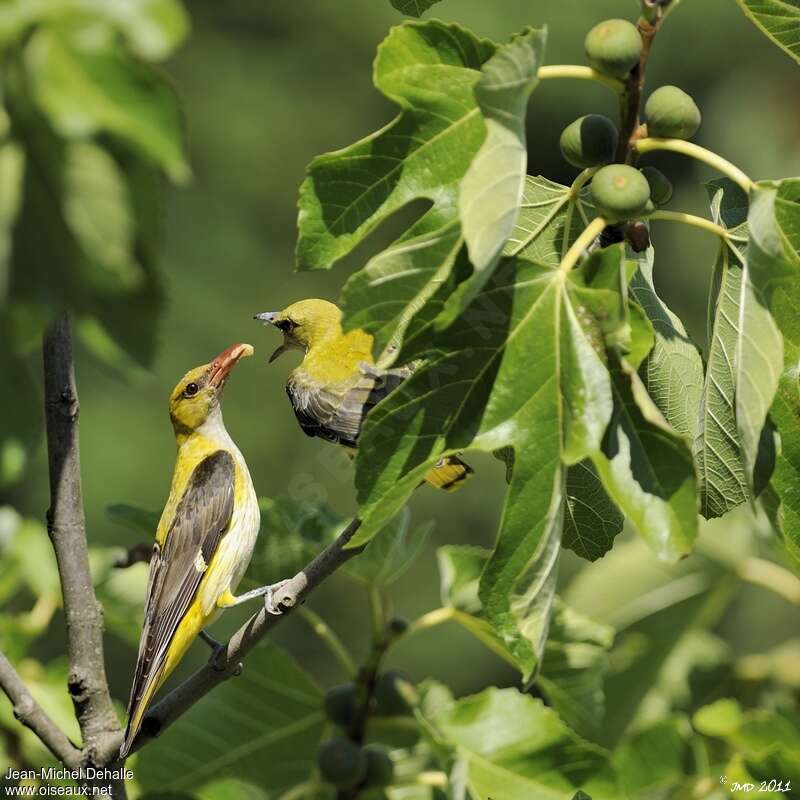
[264,579,291,615]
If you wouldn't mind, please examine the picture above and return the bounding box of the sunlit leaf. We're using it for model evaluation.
[25,25,188,180]
[351,249,621,678]
[629,247,703,443]
[592,361,698,561]
[424,687,621,799]
[459,27,545,276]
[297,21,494,272]
[694,179,751,518]
[745,179,800,569]
[735,0,800,65]
[0,0,189,60]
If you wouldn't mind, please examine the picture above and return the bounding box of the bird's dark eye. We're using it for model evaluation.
[277,319,296,333]
[184,382,199,398]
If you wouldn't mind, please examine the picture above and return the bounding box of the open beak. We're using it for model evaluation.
[253,311,289,364]
[208,342,254,388]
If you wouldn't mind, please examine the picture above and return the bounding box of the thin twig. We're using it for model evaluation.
[0,652,82,767]
[111,518,364,760]
[42,316,121,763]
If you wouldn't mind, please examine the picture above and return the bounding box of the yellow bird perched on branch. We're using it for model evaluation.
[120,343,282,758]
[254,300,472,491]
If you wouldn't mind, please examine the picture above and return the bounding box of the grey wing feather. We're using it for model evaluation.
[288,363,411,447]
[125,450,235,720]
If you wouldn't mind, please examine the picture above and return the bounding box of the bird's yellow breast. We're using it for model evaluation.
[297,328,374,386]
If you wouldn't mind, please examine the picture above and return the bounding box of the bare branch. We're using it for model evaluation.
[43,316,121,758]
[0,652,82,767]
[108,518,363,760]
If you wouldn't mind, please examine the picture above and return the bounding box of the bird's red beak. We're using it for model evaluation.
[208,343,254,388]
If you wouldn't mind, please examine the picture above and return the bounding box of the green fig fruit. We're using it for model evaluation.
[644,86,701,139]
[590,164,651,222]
[559,115,619,169]
[363,744,395,788]
[584,19,642,79]
[374,670,414,716]
[640,165,673,205]
[317,737,367,788]
[324,683,359,727]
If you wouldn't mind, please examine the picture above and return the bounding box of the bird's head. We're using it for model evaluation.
[254,299,342,363]
[169,343,254,434]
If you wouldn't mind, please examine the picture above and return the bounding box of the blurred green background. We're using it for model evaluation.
[3,0,800,742]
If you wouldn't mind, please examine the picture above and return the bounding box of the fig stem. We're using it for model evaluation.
[560,216,607,274]
[538,65,624,93]
[649,211,735,242]
[635,138,753,193]
[569,167,598,198]
[296,606,357,678]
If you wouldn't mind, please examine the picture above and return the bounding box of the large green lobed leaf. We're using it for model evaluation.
[694,180,751,518]
[745,178,800,568]
[458,27,545,277]
[297,21,495,271]
[424,687,621,799]
[351,249,623,678]
[735,0,800,65]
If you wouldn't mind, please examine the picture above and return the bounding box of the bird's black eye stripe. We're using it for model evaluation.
[184,382,199,398]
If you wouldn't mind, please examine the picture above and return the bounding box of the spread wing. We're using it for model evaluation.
[287,363,411,447]
[126,450,235,719]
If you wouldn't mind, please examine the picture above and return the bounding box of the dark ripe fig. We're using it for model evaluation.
[644,86,701,139]
[317,737,366,788]
[625,221,651,253]
[590,164,651,222]
[387,617,409,636]
[640,166,673,205]
[559,115,618,169]
[324,683,358,727]
[374,670,414,716]
[363,744,395,787]
[584,19,642,79]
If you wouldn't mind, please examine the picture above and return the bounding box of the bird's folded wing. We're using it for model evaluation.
[287,365,410,447]
[127,450,235,716]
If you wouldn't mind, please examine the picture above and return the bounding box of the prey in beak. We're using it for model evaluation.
[208,342,254,388]
[254,312,292,363]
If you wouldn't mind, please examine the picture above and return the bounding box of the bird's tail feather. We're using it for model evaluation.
[423,455,473,492]
[119,668,164,759]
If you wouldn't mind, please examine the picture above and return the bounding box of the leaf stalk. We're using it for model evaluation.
[560,216,607,274]
[538,65,624,93]
[635,138,753,193]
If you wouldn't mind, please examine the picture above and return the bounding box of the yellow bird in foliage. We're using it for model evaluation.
[121,343,278,758]
[254,299,472,491]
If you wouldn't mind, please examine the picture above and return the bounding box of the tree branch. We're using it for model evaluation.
[43,316,121,760]
[108,518,364,760]
[0,652,82,767]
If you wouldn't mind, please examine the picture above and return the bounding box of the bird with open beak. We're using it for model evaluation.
[120,343,283,758]
[255,300,472,491]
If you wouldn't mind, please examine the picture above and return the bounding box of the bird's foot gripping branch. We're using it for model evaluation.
[2,0,800,798]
